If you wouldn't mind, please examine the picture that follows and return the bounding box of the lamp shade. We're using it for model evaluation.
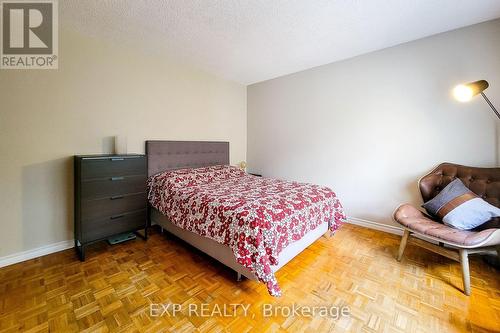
[114,135,127,154]
[453,80,489,102]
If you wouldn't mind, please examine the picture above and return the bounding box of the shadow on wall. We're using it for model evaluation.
[404,179,422,206]
[358,176,422,225]
[22,157,73,250]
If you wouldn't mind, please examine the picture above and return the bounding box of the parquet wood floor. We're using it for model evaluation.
[0,224,498,333]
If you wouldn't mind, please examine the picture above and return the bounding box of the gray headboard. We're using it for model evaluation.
[146,140,229,176]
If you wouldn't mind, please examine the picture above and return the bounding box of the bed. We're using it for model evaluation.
[146,140,346,296]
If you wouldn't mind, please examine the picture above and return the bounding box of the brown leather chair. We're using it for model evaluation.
[393,163,500,295]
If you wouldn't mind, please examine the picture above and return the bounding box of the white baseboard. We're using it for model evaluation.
[347,217,442,245]
[347,217,404,235]
[0,218,404,268]
[0,239,74,268]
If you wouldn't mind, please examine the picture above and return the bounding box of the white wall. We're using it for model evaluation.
[248,19,500,226]
[0,28,247,257]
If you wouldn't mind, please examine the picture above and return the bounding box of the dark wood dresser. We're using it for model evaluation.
[74,154,148,260]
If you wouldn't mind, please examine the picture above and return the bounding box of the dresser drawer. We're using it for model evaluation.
[82,192,147,221]
[81,175,146,199]
[81,156,146,180]
[82,209,147,243]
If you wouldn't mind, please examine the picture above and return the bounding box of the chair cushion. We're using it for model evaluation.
[394,204,498,247]
[422,179,500,230]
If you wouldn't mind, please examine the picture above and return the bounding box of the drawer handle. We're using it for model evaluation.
[110,176,124,181]
[111,158,124,161]
[110,214,124,220]
[110,195,124,200]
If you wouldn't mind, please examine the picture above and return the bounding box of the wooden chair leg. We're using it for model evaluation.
[459,249,471,296]
[397,229,410,261]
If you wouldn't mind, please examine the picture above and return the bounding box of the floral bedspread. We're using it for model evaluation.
[148,165,346,296]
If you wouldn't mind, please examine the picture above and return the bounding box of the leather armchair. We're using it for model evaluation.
[393,163,500,295]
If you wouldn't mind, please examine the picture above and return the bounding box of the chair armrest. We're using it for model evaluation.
[477,229,500,247]
[393,203,429,221]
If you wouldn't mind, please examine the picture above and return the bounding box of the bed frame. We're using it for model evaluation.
[146,140,328,280]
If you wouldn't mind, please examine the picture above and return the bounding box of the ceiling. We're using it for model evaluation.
[61,1,500,85]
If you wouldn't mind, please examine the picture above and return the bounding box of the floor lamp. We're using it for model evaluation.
[453,80,499,268]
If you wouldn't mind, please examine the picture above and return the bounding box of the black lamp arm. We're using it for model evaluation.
[480,92,500,120]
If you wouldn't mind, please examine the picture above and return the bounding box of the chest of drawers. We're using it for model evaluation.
[74,154,148,260]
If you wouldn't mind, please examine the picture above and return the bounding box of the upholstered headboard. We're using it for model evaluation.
[146,140,229,176]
